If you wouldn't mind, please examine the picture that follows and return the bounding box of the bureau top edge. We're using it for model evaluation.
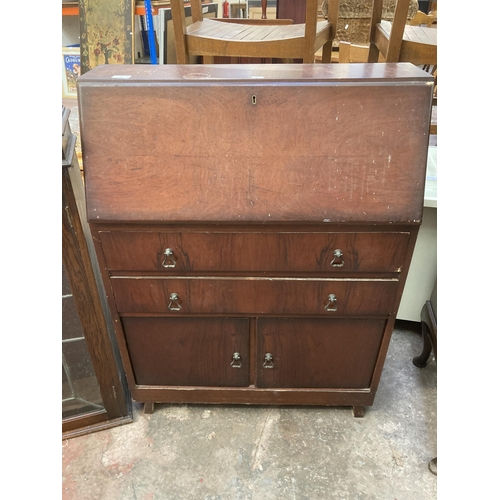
[87,219,422,226]
[77,63,434,87]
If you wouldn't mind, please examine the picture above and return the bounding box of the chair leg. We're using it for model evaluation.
[170,0,190,64]
[413,321,433,367]
[302,51,316,64]
[321,41,333,63]
[428,457,437,475]
[368,43,381,63]
[368,0,383,62]
[415,299,437,475]
[413,300,437,367]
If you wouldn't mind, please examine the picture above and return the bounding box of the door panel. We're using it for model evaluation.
[256,318,386,388]
[121,317,250,387]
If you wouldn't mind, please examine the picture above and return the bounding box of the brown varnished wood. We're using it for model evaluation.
[62,411,133,440]
[77,57,431,83]
[352,406,365,418]
[92,221,419,231]
[62,107,131,436]
[367,225,419,397]
[99,230,410,273]
[79,64,433,224]
[256,318,385,388]
[111,277,399,315]
[80,66,431,416]
[249,317,257,386]
[88,223,141,396]
[130,385,375,407]
[276,0,307,24]
[121,317,250,387]
[82,88,429,222]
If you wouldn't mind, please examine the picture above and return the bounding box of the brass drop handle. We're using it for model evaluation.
[230,352,242,368]
[330,249,344,268]
[168,292,182,311]
[263,353,274,368]
[162,248,177,268]
[324,293,338,312]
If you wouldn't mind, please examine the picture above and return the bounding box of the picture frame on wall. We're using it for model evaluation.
[62,46,81,99]
[79,0,134,73]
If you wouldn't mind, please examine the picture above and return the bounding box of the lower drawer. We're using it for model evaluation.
[122,317,250,387]
[112,277,399,315]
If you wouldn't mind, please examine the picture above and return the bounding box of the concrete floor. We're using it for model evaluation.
[62,320,437,500]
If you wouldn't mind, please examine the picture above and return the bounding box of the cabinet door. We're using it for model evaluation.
[121,317,250,387]
[256,318,385,389]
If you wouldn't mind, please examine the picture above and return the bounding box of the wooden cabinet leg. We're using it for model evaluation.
[144,402,155,414]
[352,406,364,418]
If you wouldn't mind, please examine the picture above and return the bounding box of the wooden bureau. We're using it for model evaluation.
[78,63,433,417]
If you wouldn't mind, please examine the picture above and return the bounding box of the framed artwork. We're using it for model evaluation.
[79,0,134,74]
[62,47,81,99]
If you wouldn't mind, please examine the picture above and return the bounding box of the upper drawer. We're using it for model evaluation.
[99,231,409,273]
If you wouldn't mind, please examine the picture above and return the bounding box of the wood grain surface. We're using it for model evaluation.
[79,64,433,223]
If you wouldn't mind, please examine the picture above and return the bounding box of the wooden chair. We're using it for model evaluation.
[170,0,339,64]
[368,0,437,65]
[413,279,437,475]
[409,10,435,27]
[426,64,437,135]
[413,282,437,369]
[338,41,388,63]
[429,9,437,25]
[339,42,369,63]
